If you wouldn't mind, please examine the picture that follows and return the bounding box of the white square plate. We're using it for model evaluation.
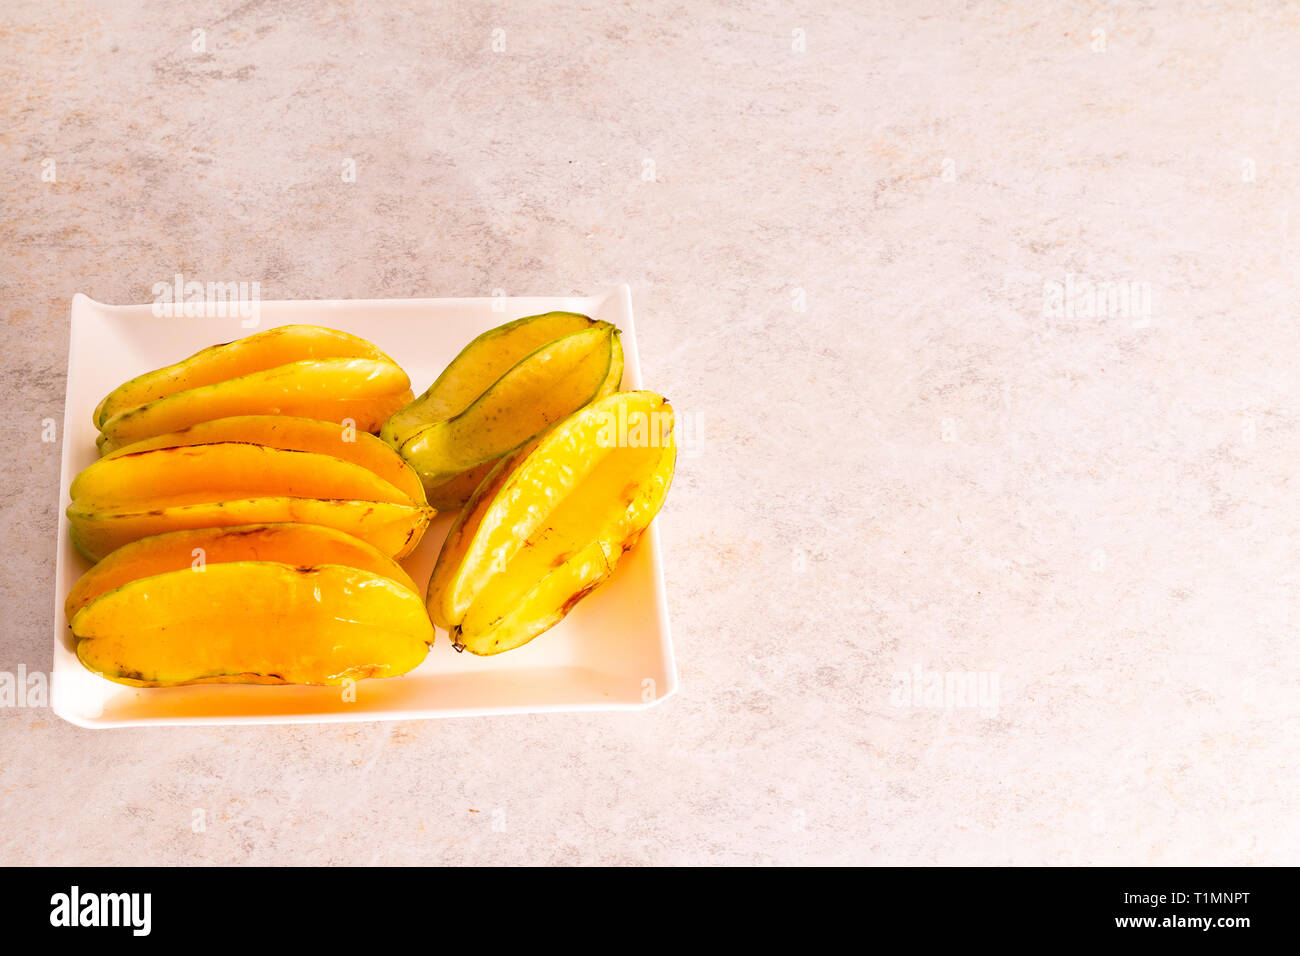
[51,286,677,727]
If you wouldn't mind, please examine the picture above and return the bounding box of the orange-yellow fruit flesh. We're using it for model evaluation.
[94,325,397,429]
[73,562,431,686]
[69,497,430,563]
[98,358,411,448]
[65,523,419,621]
[102,416,426,504]
[72,443,412,510]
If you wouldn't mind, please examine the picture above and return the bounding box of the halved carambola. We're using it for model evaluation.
[66,521,420,620]
[102,414,427,504]
[381,312,623,507]
[67,441,433,562]
[94,325,414,452]
[427,390,677,656]
[68,524,432,686]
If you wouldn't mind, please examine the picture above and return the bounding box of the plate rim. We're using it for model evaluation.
[51,284,678,727]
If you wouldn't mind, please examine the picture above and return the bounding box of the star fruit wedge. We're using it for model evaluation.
[381,312,623,508]
[67,523,431,686]
[68,415,433,562]
[427,390,676,656]
[94,325,414,453]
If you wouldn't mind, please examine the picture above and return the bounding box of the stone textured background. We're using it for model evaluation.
[2,0,1298,864]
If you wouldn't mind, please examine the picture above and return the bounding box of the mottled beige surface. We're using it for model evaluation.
[2,0,1298,864]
